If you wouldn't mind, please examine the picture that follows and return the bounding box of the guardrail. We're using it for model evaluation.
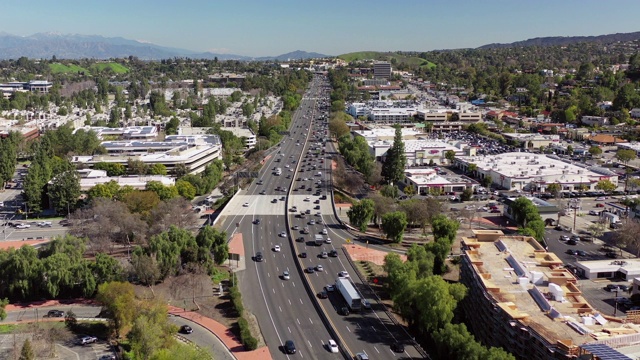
[340,248,431,359]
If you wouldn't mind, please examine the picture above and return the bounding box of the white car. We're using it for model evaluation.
[283,271,290,280]
[325,238,332,244]
[243,202,249,207]
[309,219,316,225]
[274,245,281,252]
[325,284,335,292]
[328,339,339,353]
[15,224,30,229]
[321,228,328,235]
[338,271,350,278]
[279,231,286,237]
[316,265,324,271]
[595,196,606,201]
[304,197,310,202]
[37,221,52,227]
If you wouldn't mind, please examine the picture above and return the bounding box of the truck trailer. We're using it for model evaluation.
[314,234,324,246]
[335,278,361,311]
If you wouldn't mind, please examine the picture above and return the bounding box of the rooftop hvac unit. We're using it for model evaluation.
[536,171,542,175]
[511,162,516,165]
[550,164,555,168]
[564,165,569,169]
[540,166,546,169]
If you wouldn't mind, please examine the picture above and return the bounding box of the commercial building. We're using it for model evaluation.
[581,116,609,127]
[502,133,561,149]
[369,139,474,165]
[353,127,425,142]
[77,169,175,191]
[178,126,256,150]
[460,230,640,359]
[576,259,640,280]
[403,168,478,195]
[373,62,392,79]
[73,126,158,140]
[367,108,415,123]
[502,196,560,223]
[71,135,222,175]
[617,142,640,157]
[455,152,618,191]
[0,80,52,96]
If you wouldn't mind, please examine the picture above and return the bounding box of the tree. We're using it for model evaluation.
[0,137,18,188]
[444,150,456,164]
[509,197,540,227]
[48,169,81,215]
[616,149,637,165]
[381,125,406,184]
[588,146,603,157]
[165,117,180,135]
[431,214,460,243]
[19,339,35,360]
[460,188,473,202]
[546,183,561,197]
[96,281,137,337]
[145,181,179,201]
[175,180,196,200]
[381,211,408,243]
[614,221,640,257]
[403,185,416,198]
[566,145,574,155]
[481,175,492,188]
[380,184,399,199]
[347,199,375,232]
[149,164,168,176]
[0,298,8,321]
[595,179,617,193]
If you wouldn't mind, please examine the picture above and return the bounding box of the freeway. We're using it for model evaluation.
[217,77,340,359]
[217,75,426,359]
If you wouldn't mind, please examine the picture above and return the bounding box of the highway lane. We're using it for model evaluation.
[285,88,426,359]
[218,78,341,359]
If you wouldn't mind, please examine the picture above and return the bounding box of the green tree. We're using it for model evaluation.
[431,214,460,243]
[595,179,617,193]
[19,338,35,360]
[165,117,180,135]
[461,188,473,202]
[0,298,8,321]
[481,175,492,188]
[328,114,350,138]
[94,162,126,176]
[444,150,456,164]
[175,180,196,200]
[588,146,603,157]
[347,199,375,232]
[128,159,150,175]
[380,184,399,199]
[381,211,408,243]
[0,137,18,188]
[48,169,81,215]
[381,125,407,184]
[96,281,137,337]
[546,183,561,197]
[509,197,540,227]
[616,149,637,165]
[149,164,168,176]
[145,181,179,200]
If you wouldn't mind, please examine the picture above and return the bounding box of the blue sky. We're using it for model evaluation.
[2,0,639,57]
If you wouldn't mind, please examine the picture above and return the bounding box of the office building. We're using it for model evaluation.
[460,230,640,359]
[373,62,392,79]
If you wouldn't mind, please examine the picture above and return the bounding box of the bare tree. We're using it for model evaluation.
[367,192,396,226]
[459,209,476,229]
[148,197,198,236]
[613,220,640,257]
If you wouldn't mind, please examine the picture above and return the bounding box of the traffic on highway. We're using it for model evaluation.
[217,75,425,359]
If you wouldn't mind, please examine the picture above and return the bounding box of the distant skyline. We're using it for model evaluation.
[2,0,639,57]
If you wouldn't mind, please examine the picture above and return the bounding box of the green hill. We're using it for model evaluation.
[49,62,129,75]
[49,63,90,74]
[338,51,435,69]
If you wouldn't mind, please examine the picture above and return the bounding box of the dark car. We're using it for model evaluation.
[255,252,264,262]
[253,219,261,225]
[566,249,578,255]
[328,249,338,257]
[318,290,328,299]
[180,325,193,334]
[576,250,587,256]
[46,310,65,318]
[299,252,307,258]
[391,342,405,353]
[606,251,618,259]
[339,307,350,316]
[306,266,314,273]
[567,239,577,246]
[284,340,296,354]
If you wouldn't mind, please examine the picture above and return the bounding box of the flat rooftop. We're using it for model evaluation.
[405,168,475,186]
[353,128,425,140]
[503,133,560,141]
[463,231,640,348]
[369,139,463,152]
[457,152,606,180]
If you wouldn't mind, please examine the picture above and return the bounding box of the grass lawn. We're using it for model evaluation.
[0,321,66,334]
[91,62,129,74]
[49,63,90,74]
[338,51,436,69]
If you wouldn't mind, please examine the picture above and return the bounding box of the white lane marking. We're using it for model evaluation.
[309,318,313,324]
[297,318,301,325]
[288,327,291,333]
[374,346,380,353]
[299,298,303,305]
[279,306,282,312]
[346,326,351,333]
[288,299,291,305]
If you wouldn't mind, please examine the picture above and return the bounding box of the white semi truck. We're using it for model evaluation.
[336,278,361,311]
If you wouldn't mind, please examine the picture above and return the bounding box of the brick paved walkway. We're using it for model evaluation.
[343,243,406,266]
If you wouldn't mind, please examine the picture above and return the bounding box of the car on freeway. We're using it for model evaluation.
[243,202,249,207]
[309,219,316,225]
[296,237,304,242]
[325,284,335,292]
[338,306,350,316]
[338,271,350,278]
[325,238,332,244]
[321,228,328,235]
[284,340,296,354]
[253,219,261,225]
[306,266,314,273]
[391,342,405,353]
[78,335,97,345]
[292,225,299,230]
[37,221,52,227]
[283,271,290,280]
[179,325,193,334]
[327,339,339,353]
[318,290,328,299]
[321,251,328,258]
[15,223,31,229]
[255,252,264,262]
[279,231,286,237]
[329,249,338,257]
[316,265,324,272]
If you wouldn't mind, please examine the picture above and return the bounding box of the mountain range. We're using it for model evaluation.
[478,31,640,49]
[0,32,329,61]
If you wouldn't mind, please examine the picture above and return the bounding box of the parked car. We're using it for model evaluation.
[78,336,97,345]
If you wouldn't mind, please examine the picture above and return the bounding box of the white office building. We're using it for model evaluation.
[369,139,474,165]
[455,152,618,191]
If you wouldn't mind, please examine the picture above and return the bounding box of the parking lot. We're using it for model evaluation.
[0,333,115,360]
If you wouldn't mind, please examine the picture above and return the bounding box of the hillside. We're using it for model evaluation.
[338,51,436,69]
[479,31,640,49]
[49,62,129,74]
